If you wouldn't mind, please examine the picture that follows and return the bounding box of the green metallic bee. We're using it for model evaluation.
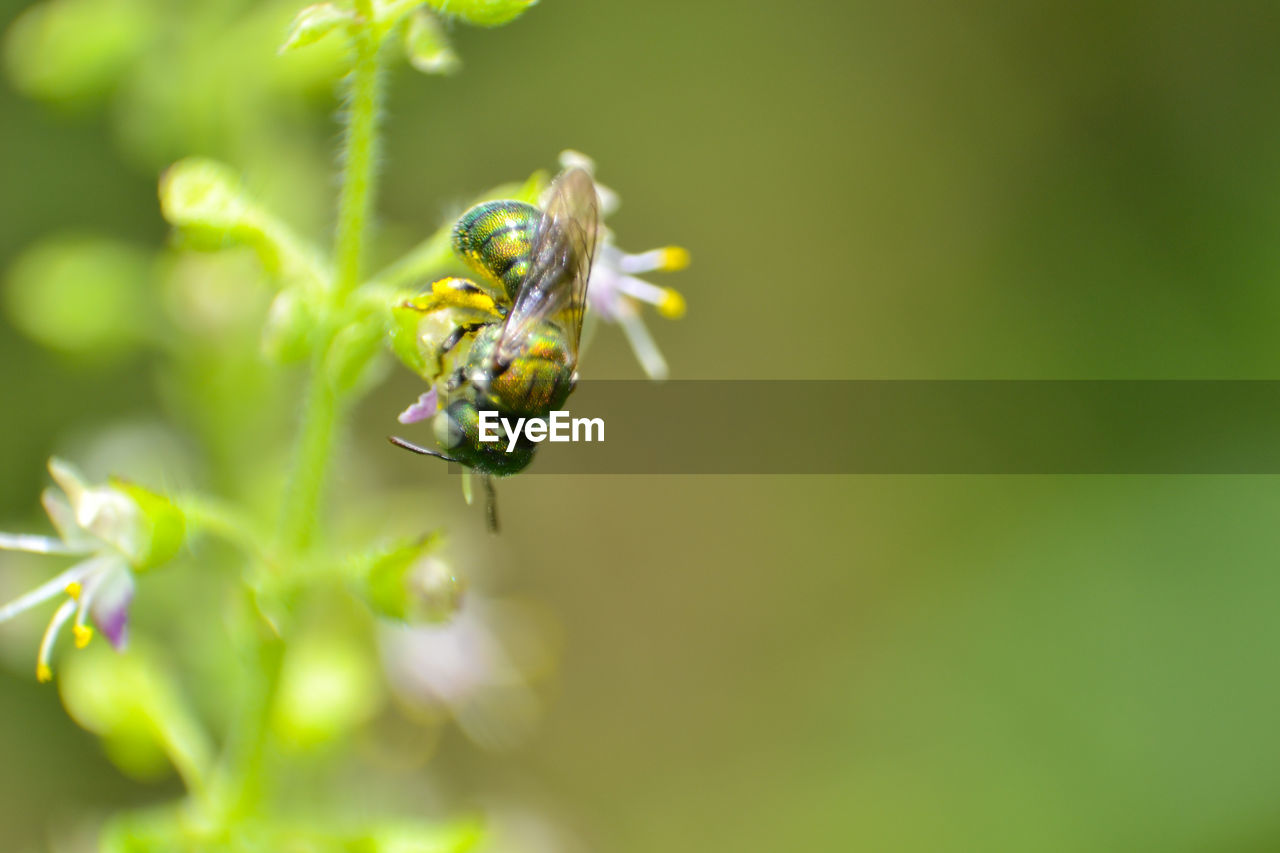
[389,167,599,530]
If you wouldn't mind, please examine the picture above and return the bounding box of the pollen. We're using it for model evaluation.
[659,247,691,271]
[73,624,94,649]
[65,582,82,600]
[657,287,686,319]
[36,662,52,683]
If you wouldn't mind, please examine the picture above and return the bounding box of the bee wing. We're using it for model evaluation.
[493,167,598,367]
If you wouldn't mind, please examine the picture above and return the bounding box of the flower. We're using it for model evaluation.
[557,150,689,380]
[379,596,554,750]
[0,458,183,681]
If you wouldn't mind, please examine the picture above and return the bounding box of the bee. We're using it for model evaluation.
[389,167,599,531]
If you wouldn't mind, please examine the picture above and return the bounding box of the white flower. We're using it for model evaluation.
[557,150,688,380]
[0,458,181,681]
[379,596,553,750]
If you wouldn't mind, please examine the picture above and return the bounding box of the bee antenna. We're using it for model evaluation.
[387,435,460,464]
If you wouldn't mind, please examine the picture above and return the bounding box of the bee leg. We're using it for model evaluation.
[483,475,500,535]
[429,321,489,384]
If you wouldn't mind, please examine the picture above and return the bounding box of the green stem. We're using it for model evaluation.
[151,698,215,804]
[367,222,456,291]
[178,494,269,561]
[333,0,384,306]
[212,608,285,826]
[222,9,388,834]
[279,1,386,553]
[278,360,340,554]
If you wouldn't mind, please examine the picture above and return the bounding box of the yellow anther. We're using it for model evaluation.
[657,287,686,319]
[659,247,691,271]
[36,663,52,683]
[65,581,82,600]
[73,624,94,649]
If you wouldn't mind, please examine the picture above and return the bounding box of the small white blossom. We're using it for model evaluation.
[379,597,552,750]
[0,458,180,681]
[557,150,688,380]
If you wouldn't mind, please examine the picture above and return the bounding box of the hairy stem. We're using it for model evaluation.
[280,0,385,554]
[333,0,384,306]
[234,7,387,831]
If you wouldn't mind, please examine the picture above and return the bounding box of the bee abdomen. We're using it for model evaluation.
[452,200,539,300]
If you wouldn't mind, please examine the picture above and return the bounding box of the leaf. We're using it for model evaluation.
[424,0,538,27]
[280,2,352,53]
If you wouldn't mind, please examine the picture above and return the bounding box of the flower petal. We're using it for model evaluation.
[88,562,135,649]
[48,458,147,562]
[0,555,106,624]
[617,310,669,381]
[47,457,90,505]
[398,389,439,424]
[41,487,95,549]
[556,150,619,216]
[0,531,88,556]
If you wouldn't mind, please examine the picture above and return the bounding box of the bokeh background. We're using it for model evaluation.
[4,0,1280,850]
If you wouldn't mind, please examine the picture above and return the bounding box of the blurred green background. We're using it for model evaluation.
[4,0,1280,850]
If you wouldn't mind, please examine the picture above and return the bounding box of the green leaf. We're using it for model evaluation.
[280,2,352,53]
[424,0,538,27]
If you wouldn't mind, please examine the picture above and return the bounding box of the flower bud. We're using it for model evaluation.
[272,633,380,748]
[366,536,465,625]
[109,478,185,573]
[59,645,173,780]
[390,296,432,378]
[4,236,153,357]
[404,9,459,75]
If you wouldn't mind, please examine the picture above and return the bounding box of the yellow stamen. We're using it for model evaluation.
[36,597,76,686]
[657,287,686,319]
[65,581,82,600]
[659,247,691,271]
[73,624,94,649]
